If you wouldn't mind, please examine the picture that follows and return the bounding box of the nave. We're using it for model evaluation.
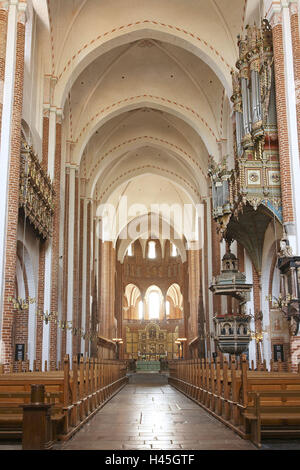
[1,0,300,451]
[56,373,254,451]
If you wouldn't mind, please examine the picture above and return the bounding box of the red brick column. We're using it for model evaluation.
[290,4,300,154]
[78,197,84,355]
[42,116,49,169]
[287,1,300,368]
[100,241,109,342]
[271,6,300,371]
[100,240,116,357]
[85,201,91,355]
[290,337,300,373]
[49,120,62,367]
[15,253,29,352]
[0,5,8,144]
[1,15,26,369]
[61,169,70,359]
[35,114,50,368]
[211,218,221,315]
[203,201,210,355]
[271,15,295,226]
[111,243,116,342]
[252,263,262,363]
[72,171,79,357]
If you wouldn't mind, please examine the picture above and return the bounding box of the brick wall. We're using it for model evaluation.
[78,198,84,354]
[0,8,8,145]
[252,263,262,362]
[2,20,25,369]
[211,216,221,315]
[85,201,91,355]
[290,10,300,152]
[272,22,295,224]
[61,170,70,359]
[72,171,79,357]
[15,252,29,356]
[49,121,62,367]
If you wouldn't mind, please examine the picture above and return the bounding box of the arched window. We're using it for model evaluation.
[148,241,156,259]
[138,300,144,319]
[171,243,177,257]
[148,291,160,319]
[166,300,170,317]
[127,244,133,256]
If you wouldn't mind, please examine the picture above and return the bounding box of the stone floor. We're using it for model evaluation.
[56,373,255,451]
[1,373,299,451]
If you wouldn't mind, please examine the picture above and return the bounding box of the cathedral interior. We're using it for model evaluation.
[0,0,300,452]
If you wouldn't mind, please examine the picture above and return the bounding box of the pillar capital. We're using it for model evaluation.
[56,108,63,125]
[289,0,298,15]
[265,0,299,25]
[17,2,27,25]
[43,104,63,122]
[1,0,27,7]
[43,75,58,107]
[65,162,79,173]
[0,2,8,10]
[268,9,283,27]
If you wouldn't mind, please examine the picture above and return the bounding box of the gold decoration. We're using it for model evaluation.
[19,141,55,240]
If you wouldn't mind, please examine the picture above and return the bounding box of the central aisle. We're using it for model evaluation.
[58,373,255,450]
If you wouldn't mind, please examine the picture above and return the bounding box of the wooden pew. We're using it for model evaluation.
[0,356,129,444]
[244,390,300,447]
[168,356,300,446]
[0,372,66,440]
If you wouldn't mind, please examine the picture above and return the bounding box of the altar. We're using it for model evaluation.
[136,360,161,371]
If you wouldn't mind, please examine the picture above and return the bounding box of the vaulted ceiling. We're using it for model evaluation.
[31,0,261,249]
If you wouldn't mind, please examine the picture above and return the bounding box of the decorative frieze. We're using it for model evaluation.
[19,141,55,240]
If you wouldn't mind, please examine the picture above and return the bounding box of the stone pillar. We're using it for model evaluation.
[42,108,62,369]
[72,170,79,358]
[80,198,88,354]
[85,201,91,355]
[100,241,116,348]
[0,0,27,368]
[252,263,262,363]
[78,195,83,355]
[61,168,70,359]
[49,118,62,368]
[203,199,212,356]
[211,217,221,315]
[268,1,300,254]
[100,242,109,340]
[66,164,78,359]
[267,0,300,370]
[35,110,50,368]
[97,237,102,327]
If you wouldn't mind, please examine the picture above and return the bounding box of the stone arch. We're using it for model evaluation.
[54,25,232,109]
[123,283,142,320]
[116,213,188,263]
[95,168,202,213]
[16,240,36,370]
[144,285,165,321]
[88,137,207,198]
[76,98,219,168]
[166,283,184,320]
[260,221,284,367]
